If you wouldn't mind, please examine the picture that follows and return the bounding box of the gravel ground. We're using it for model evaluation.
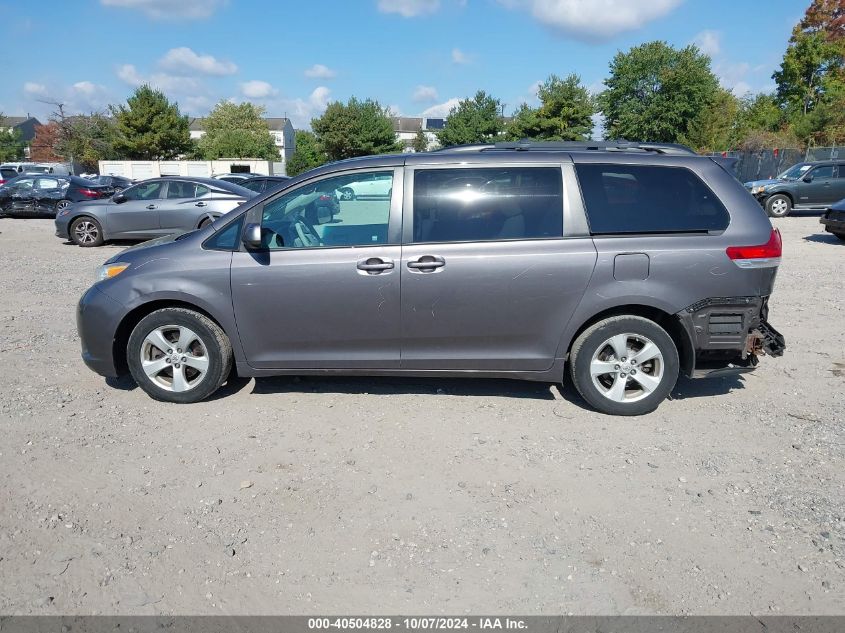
[0,215,842,615]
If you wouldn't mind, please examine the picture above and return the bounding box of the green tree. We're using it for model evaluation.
[311,97,401,161]
[437,91,504,147]
[0,115,25,161]
[412,127,429,152]
[599,41,720,143]
[680,88,741,152]
[195,101,279,160]
[111,85,192,159]
[507,74,594,141]
[285,130,327,176]
[50,110,120,172]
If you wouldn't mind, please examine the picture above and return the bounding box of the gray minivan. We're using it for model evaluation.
[76,142,785,415]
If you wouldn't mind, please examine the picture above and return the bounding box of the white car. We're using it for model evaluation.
[336,173,393,200]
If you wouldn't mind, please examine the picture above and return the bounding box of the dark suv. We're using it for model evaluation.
[744,160,845,217]
[76,141,785,416]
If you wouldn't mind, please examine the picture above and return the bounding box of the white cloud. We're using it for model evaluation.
[159,47,237,76]
[304,64,337,79]
[422,97,461,117]
[377,0,440,17]
[692,29,721,57]
[100,0,226,19]
[71,81,99,96]
[499,0,681,41]
[412,85,439,102]
[116,63,202,94]
[23,82,48,97]
[240,80,278,99]
[451,47,471,64]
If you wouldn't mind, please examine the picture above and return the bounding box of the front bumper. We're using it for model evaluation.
[55,214,71,239]
[77,285,123,377]
[820,211,845,233]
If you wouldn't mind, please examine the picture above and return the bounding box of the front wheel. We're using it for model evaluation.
[765,194,791,218]
[69,216,104,247]
[339,187,355,201]
[569,315,679,416]
[127,308,233,404]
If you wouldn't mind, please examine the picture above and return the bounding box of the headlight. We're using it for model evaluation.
[96,262,130,281]
[751,185,767,194]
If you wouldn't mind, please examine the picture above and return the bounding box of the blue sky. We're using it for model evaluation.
[0,0,804,129]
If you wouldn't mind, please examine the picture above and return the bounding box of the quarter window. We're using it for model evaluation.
[412,167,563,243]
[260,171,393,249]
[575,164,729,234]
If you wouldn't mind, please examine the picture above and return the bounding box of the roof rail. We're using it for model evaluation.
[434,140,697,155]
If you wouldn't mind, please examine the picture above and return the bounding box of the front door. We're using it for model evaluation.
[399,165,597,371]
[106,180,164,237]
[798,164,837,206]
[7,176,36,214]
[231,167,403,369]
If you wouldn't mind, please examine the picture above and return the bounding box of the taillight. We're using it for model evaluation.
[79,188,100,198]
[726,228,782,268]
[318,194,332,201]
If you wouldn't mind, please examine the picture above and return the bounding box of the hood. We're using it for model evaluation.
[744,178,783,189]
[105,229,198,263]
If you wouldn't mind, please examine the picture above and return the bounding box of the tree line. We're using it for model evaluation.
[7,0,841,175]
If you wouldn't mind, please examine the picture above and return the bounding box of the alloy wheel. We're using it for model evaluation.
[589,333,664,403]
[140,325,209,393]
[73,221,99,244]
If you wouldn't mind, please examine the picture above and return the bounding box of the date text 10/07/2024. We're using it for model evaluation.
[307,618,528,630]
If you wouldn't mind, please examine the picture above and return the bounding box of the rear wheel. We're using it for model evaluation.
[55,200,71,216]
[569,315,679,416]
[127,308,233,404]
[69,216,104,247]
[765,194,791,218]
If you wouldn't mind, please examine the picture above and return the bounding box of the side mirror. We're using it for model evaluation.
[243,222,263,249]
[113,192,127,203]
[802,174,813,183]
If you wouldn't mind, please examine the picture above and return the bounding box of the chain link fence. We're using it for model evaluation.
[706,146,843,182]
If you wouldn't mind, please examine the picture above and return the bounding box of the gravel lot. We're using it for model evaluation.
[0,215,842,615]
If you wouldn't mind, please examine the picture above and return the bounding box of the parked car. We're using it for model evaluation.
[0,161,71,176]
[239,175,291,194]
[819,197,845,242]
[0,166,19,186]
[0,174,111,216]
[89,175,134,192]
[54,177,255,247]
[212,173,262,184]
[744,160,845,217]
[75,141,785,415]
[336,172,393,200]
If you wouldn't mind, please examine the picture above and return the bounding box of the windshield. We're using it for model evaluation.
[777,163,812,179]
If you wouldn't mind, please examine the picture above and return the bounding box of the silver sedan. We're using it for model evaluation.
[54,177,256,247]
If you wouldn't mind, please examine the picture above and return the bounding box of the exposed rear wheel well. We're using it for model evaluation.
[113,300,230,375]
[566,304,694,378]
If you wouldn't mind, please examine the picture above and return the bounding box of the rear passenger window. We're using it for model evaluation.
[413,167,563,243]
[575,164,729,234]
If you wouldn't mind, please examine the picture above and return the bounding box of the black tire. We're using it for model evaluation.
[127,308,233,404]
[69,216,105,247]
[55,199,72,216]
[832,232,845,242]
[765,194,792,218]
[339,187,355,201]
[569,315,679,416]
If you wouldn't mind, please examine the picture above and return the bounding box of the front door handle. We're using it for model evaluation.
[146,204,156,210]
[357,257,394,274]
[407,255,445,271]
[196,201,207,207]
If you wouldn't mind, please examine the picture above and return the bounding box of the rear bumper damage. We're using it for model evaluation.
[676,296,785,378]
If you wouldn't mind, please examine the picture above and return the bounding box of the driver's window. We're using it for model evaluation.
[123,181,164,201]
[260,170,393,250]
